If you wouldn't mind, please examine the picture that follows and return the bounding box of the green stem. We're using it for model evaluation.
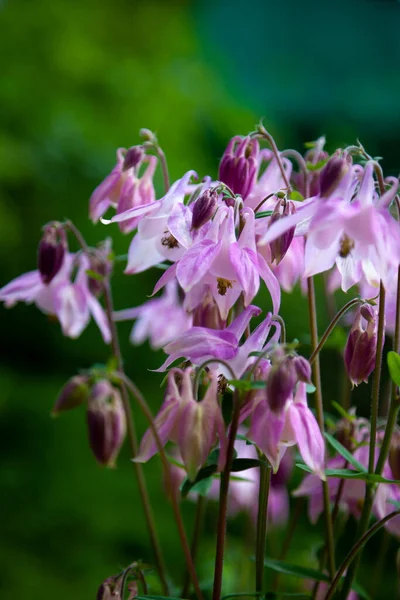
[181,495,207,598]
[212,391,242,600]
[339,281,386,599]
[325,509,400,600]
[255,456,272,592]
[117,372,204,600]
[308,297,362,365]
[307,277,336,580]
[103,282,170,596]
[254,126,291,192]
[280,149,309,197]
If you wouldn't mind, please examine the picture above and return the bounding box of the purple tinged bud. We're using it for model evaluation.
[335,418,357,452]
[293,356,312,383]
[389,430,400,481]
[96,577,118,600]
[38,224,67,284]
[191,189,218,230]
[192,295,224,329]
[319,155,350,198]
[87,380,126,467]
[87,241,113,296]
[269,200,296,264]
[123,146,144,171]
[218,136,259,199]
[52,375,90,415]
[266,357,297,414]
[344,304,378,387]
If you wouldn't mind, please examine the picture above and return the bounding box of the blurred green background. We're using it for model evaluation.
[1,0,400,597]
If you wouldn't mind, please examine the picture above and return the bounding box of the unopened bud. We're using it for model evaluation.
[192,295,224,329]
[344,304,378,387]
[389,430,400,481]
[52,375,90,415]
[87,241,113,296]
[319,156,350,198]
[38,223,67,284]
[266,356,297,414]
[96,577,118,600]
[293,356,312,383]
[269,200,296,264]
[335,418,356,452]
[123,146,144,171]
[191,189,218,230]
[218,136,259,199]
[87,380,126,467]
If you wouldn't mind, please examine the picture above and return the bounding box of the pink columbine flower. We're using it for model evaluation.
[0,253,111,342]
[153,205,280,320]
[89,146,157,226]
[134,368,226,481]
[157,304,280,378]
[113,281,192,349]
[248,382,325,478]
[218,136,259,200]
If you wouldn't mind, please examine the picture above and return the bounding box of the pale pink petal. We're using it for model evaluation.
[176,239,222,291]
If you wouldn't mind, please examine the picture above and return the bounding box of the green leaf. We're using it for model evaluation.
[136,596,184,600]
[231,457,269,472]
[262,558,370,599]
[228,379,267,392]
[296,464,400,485]
[324,432,367,473]
[85,269,104,281]
[188,476,213,496]
[236,433,258,446]
[180,464,217,498]
[331,401,354,421]
[288,191,304,202]
[255,210,274,219]
[388,351,400,386]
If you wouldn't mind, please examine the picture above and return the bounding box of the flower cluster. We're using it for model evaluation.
[2,126,400,599]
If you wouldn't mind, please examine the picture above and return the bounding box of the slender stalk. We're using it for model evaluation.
[212,391,242,600]
[307,277,336,580]
[280,149,310,198]
[254,126,291,192]
[102,282,170,596]
[308,297,362,365]
[271,498,305,592]
[325,509,400,600]
[255,456,272,592]
[118,372,204,600]
[181,495,207,598]
[154,145,170,193]
[64,220,91,254]
[339,282,386,599]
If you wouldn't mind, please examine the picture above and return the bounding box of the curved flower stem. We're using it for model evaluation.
[102,282,170,596]
[181,495,207,598]
[253,125,291,192]
[193,358,237,397]
[271,314,286,344]
[339,281,386,599]
[64,220,91,254]
[281,149,310,198]
[154,145,170,193]
[308,297,363,365]
[255,455,272,593]
[325,509,400,600]
[116,371,204,600]
[212,390,242,600]
[307,277,336,580]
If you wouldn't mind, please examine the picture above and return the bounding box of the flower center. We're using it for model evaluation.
[217,277,233,296]
[339,235,355,258]
[161,231,179,249]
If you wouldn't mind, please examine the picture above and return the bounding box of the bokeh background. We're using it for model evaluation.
[1,0,400,597]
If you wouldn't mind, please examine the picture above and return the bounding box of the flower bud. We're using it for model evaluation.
[96,577,118,600]
[191,189,218,230]
[87,380,126,467]
[123,145,144,171]
[266,356,297,414]
[87,240,113,296]
[192,295,224,329]
[38,223,67,284]
[389,430,400,481]
[269,200,296,264]
[335,418,357,452]
[344,304,378,387]
[218,136,259,199]
[52,375,90,416]
[293,356,312,383]
[319,155,350,198]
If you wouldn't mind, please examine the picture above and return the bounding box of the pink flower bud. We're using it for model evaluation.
[269,200,296,264]
[218,136,259,199]
[192,295,224,329]
[38,223,67,284]
[96,577,118,600]
[87,380,126,467]
[52,375,90,415]
[344,304,378,386]
[191,189,218,230]
[123,146,144,171]
[319,155,350,198]
[335,417,357,451]
[87,241,113,296]
[266,356,297,414]
[293,356,312,383]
